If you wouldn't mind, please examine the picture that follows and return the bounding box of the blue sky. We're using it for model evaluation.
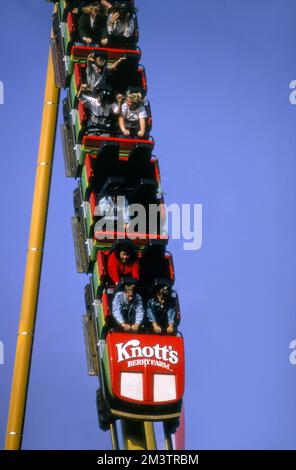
[1,0,296,449]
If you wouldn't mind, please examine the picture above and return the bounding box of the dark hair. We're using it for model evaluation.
[120,277,138,289]
[97,87,112,104]
[115,242,137,262]
[110,2,137,16]
[152,279,173,296]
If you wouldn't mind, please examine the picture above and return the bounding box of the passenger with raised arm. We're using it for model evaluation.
[77,83,123,133]
[146,281,177,335]
[100,0,113,10]
[107,242,140,285]
[107,2,136,43]
[112,280,144,332]
[119,92,147,138]
[86,51,126,93]
[78,4,108,46]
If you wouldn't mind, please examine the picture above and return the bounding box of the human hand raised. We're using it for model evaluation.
[111,12,120,23]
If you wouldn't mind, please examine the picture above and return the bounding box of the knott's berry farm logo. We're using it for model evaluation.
[115,339,179,371]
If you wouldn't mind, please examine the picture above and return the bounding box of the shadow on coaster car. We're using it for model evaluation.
[68,60,147,110]
[79,166,164,230]
[71,175,167,273]
[79,144,161,201]
[90,239,175,299]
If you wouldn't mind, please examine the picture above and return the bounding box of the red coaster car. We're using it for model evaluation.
[99,331,184,423]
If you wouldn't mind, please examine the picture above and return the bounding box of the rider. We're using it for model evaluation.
[112,280,144,332]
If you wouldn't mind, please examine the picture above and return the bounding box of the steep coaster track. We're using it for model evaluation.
[5,1,185,451]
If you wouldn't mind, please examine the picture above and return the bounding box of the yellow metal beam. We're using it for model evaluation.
[121,421,147,450]
[5,46,60,450]
[121,420,157,450]
[144,422,157,450]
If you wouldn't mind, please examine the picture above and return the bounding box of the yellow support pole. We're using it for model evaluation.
[5,46,60,450]
[122,421,147,450]
[143,422,157,450]
[121,421,157,450]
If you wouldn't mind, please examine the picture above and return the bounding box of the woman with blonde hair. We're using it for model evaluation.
[78,3,108,46]
[118,92,147,138]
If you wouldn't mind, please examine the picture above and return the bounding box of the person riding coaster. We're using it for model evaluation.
[111,278,144,332]
[119,91,147,138]
[107,2,137,38]
[107,241,140,285]
[78,4,108,46]
[106,1,137,46]
[86,50,126,94]
[146,279,178,335]
[77,83,123,135]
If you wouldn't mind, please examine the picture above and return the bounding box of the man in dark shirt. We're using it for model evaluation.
[77,83,123,133]
[146,281,177,335]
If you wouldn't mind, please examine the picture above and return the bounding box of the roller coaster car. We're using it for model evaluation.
[99,287,180,337]
[69,45,141,72]
[80,146,161,200]
[93,191,166,248]
[57,1,136,22]
[67,94,152,145]
[81,172,164,234]
[72,171,167,274]
[77,134,154,170]
[92,240,175,300]
[71,147,164,274]
[97,331,184,427]
[83,279,183,428]
[84,276,181,354]
[61,93,154,177]
[52,5,141,87]
[53,4,140,62]
[69,61,147,109]
[58,6,139,55]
